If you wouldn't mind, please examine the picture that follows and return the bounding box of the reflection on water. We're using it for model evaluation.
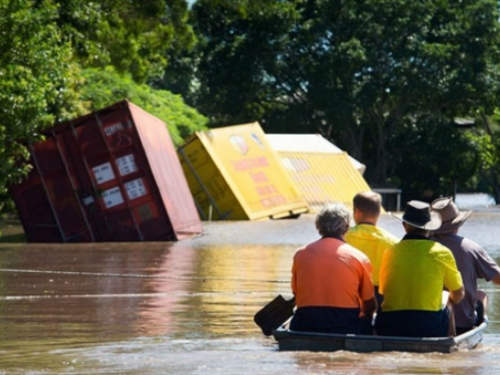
[0,210,500,374]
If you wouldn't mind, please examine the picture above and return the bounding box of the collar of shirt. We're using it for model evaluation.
[322,234,345,242]
[402,233,431,241]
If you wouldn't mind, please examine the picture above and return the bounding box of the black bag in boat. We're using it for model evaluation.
[254,294,295,336]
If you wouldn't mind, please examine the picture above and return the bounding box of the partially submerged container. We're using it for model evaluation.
[266,134,371,212]
[267,134,366,175]
[10,100,202,242]
[178,122,309,220]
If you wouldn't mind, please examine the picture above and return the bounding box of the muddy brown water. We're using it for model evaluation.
[1,211,500,374]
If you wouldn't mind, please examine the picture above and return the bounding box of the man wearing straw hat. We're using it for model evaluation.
[375,200,464,337]
[431,197,500,334]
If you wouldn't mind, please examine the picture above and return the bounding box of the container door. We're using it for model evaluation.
[69,113,144,241]
[26,136,94,242]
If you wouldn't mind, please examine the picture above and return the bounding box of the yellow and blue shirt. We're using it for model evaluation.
[345,224,398,286]
[379,234,463,312]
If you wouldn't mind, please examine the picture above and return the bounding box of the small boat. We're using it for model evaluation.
[273,321,488,353]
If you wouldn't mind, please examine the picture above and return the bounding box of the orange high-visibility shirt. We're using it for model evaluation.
[292,237,374,308]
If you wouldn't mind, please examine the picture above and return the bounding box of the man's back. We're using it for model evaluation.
[345,224,398,286]
[375,200,464,337]
[289,203,377,334]
[433,233,500,327]
[380,236,462,312]
[431,197,500,330]
[292,237,373,309]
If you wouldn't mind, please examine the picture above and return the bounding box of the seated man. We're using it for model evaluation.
[375,200,465,337]
[431,197,500,334]
[290,203,377,334]
[345,191,399,305]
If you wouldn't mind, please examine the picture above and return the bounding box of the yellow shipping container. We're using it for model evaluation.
[177,123,309,220]
[266,134,373,213]
[276,151,372,213]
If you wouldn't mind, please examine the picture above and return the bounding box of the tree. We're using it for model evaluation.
[392,116,481,202]
[0,0,81,206]
[54,0,196,83]
[0,0,202,219]
[80,67,208,145]
[465,113,500,203]
[477,133,500,203]
[190,0,304,126]
[190,0,500,187]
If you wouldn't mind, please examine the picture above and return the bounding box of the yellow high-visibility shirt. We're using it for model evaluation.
[379,238,463,312]
[345,224,398,286]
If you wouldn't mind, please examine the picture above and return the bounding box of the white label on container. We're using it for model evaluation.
[116,154,138,176]
[102,187,124,208]
[82,196,94,206]
[124,178,147,200]
[92,162,115,184]
[104,122,124,136]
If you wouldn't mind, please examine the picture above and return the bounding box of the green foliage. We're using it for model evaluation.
[1,0,499,222]
[191,0,303,126]
[54,0,196,83]
[190,0,500,190]
[465,129,500,202]
[392,116,481,201]
[0,0,81,199]
[0,0,200,218]
[80,67,208,145]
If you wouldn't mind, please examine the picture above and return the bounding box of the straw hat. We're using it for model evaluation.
[391,200,442,230]
[431,197,472,234]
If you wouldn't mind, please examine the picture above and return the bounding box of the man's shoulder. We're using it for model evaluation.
[294,243,311,257]
[428,241,462,262]
[460,236,484,250]
[347,224,398,243]
[427,238,455,251]
[340,242,372,262]
[373,226,399,243]
[298,237,341,253]
[363,225,399,246]
[434,234,483,252]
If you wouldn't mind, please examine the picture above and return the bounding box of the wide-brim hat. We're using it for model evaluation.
[391,200,442,230]
[431,197,472,234]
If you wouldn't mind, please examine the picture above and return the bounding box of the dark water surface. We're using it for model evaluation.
[1,210,500,374]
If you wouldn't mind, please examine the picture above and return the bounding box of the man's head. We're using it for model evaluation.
[353,191,382,224]
[315,203,352,238]
[392,200,442,235]
[431,197,472,235]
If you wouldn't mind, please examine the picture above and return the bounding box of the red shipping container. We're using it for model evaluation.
[9,101,202,242]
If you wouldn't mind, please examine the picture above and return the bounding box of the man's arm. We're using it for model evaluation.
[490,273,500,286]
[361,296,377,317]
[449,286,465,305]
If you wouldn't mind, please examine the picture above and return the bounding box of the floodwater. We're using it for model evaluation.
[1,210,500,375]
